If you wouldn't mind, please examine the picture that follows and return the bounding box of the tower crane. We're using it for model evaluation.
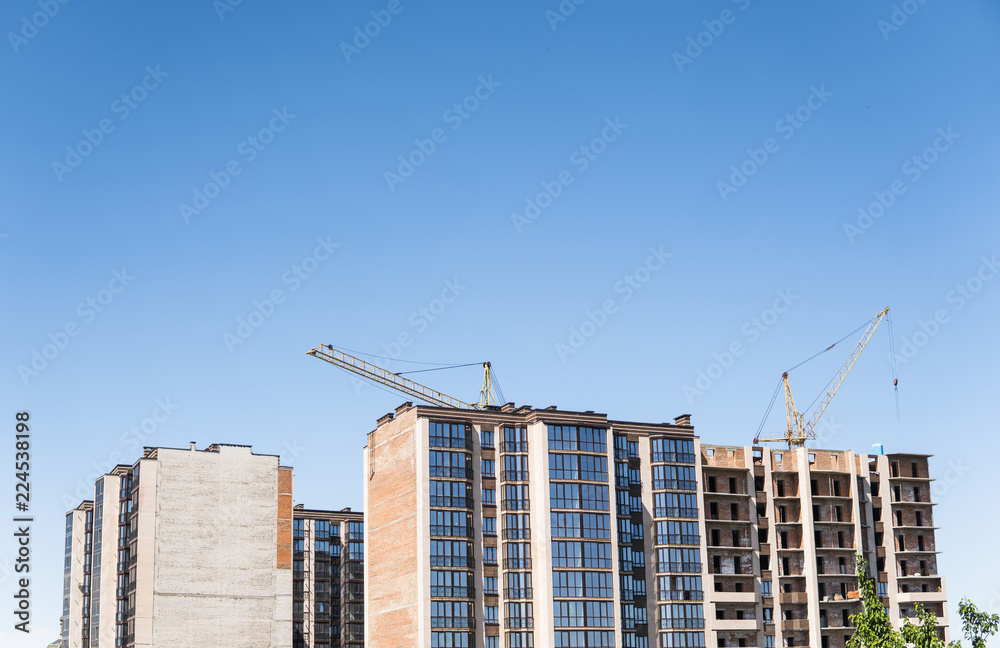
[306,344,504,409]
[753,307,894,449]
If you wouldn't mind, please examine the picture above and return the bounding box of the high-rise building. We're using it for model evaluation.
[292,505,366,648]
[363,402,949,648]
[61,443,295,648]
[699,445,948,648]
[61,500,93,647]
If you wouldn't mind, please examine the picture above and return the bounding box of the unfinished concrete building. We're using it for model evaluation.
[700,445,948,648]
[362,402,949,648]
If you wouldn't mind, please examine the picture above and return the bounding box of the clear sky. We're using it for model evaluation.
[2,1,999,644]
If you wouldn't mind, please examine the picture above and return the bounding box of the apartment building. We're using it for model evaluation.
[60,443,295,648]
[292,505,366,648]
[699,445,948,648]
[363,402,948,648]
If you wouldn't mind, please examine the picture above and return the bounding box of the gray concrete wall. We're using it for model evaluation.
[149,445,289,648]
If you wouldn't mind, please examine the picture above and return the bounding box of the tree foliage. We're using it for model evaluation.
[957,599,1000,648]
[846,552,999,648]
[848,553,905,648]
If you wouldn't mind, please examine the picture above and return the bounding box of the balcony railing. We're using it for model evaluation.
[654,507,699,519]
[504,588,533,599]
[430,556,476,568]
[503,558,532,569]
[500,470,529,482]
[658,618,705,629]
[429,436,473,450]
[652,452,697,464]
[429,467,471,479]
[430,586,475,598]
[430,526,474,538]
[654,561,702,574]
[430,496,475,509]
[501,441,528,453]
[657,589,704,601]
[655,534,700,546]
[654,480,698,491]
[505,617,535,629]
[502,528,531,540]
[431,617,475,629]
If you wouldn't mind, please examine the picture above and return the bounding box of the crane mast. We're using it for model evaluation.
[755,307,891,449]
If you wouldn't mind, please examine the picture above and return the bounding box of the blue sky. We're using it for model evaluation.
[2,1,999,643]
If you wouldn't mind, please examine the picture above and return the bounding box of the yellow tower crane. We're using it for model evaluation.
[306,344,504,409]
[753,307,893,449]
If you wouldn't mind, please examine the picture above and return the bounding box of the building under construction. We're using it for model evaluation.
[363,402,947,648]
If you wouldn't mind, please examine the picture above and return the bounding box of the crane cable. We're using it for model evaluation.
[326,343,507,406]
[753,312,895,443]
[396,362,484,376]
[753,376,785,444]
[888,310,900,422]
[327,343,472,367]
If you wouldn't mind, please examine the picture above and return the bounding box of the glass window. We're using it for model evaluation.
[430,422,470,449]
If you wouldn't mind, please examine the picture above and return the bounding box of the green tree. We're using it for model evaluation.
[846,552,999,648]
[957,599,1000,648]
[901,604,956,648]
[848,553,905,648]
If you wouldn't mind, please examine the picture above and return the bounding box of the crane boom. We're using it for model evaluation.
[755,307,891,449]
[800,307,889,437]
[307,345,478,410]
